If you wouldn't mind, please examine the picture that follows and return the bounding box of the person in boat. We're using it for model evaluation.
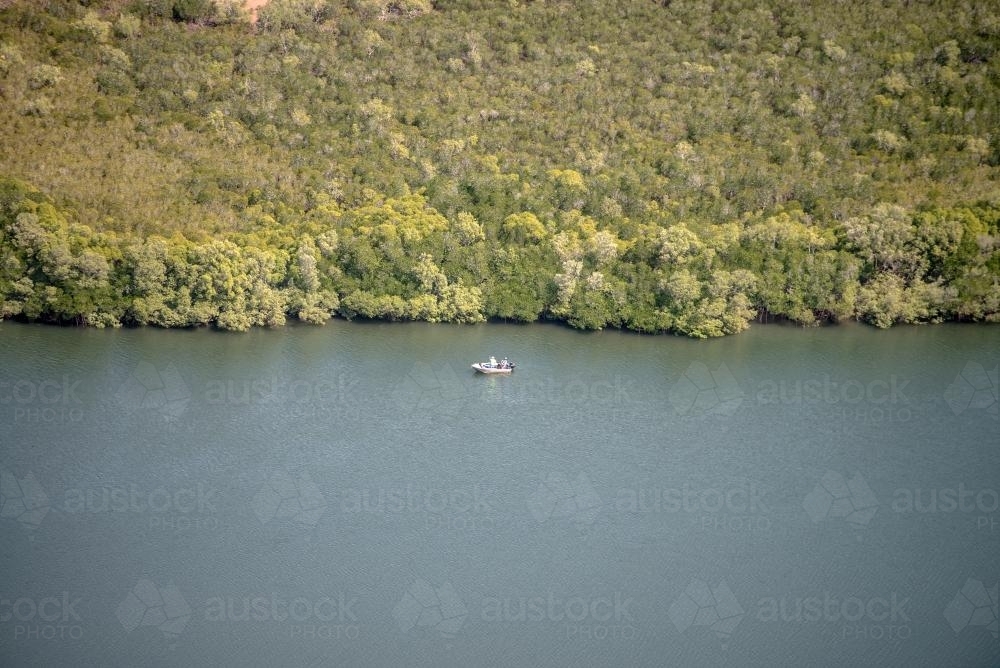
[501,357,509,369]
[489,356,497,367]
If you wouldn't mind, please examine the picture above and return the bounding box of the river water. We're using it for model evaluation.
[0,320,997,667]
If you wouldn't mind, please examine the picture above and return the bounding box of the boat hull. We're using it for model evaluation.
[472,363,513,374]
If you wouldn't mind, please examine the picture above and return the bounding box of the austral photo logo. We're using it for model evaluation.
[480,591,637,641]
[802,470,879,531]
[668,362,743,418]
[62,481,220,532]
[527,472,602,527]
[615,480,771,533]
[204,592,361,641]
[669,579,744,650]
[393,579,468,640]
[251,469,326,539]
[116,579,190,648]
[1,375,84,424]
[115,361,190,420]
[0,467,50,536]
[755,591,912,642]
[1,592,84,641]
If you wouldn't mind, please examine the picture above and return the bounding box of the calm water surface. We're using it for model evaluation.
[1,320,997,667]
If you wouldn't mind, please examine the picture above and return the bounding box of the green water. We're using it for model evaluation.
[1,320,997,667]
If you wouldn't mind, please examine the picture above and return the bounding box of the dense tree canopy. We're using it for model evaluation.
[0,0,997,334]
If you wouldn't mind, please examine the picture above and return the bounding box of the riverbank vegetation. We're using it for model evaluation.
[1,0,998,335]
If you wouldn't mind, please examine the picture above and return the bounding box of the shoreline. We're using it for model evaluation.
[2,312,996,338]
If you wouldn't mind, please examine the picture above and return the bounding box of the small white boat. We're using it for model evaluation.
[472,356,516,374]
